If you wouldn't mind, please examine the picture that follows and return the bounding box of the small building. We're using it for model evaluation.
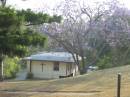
[24,52,79,79]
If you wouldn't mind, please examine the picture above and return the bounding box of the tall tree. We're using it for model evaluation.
[0,0,63,80]
[40,0,130,74]
[0,6,46,81]
[40,0,110,74]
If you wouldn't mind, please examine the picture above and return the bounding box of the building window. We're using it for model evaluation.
[53,62,59,71]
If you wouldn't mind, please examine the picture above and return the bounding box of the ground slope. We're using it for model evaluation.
[0,65,130,97]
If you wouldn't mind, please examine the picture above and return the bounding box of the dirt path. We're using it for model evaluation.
[0,91,98,96]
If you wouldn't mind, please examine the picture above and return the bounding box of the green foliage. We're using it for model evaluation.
[48,15,62,23]
[0,6,47,80]
[86,36,130,70]
[96,55,113,69]
[17,9,62,25]
[86,37,111,67]
[0,6,46,57]
[95,46,130,69]
[3,57,20,79]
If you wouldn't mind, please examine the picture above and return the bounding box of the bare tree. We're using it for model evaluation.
[39,0,111,74]
[38,0,130,73]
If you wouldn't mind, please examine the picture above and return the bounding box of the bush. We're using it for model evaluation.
[26,72,33,79]
[4,57,20,79]
[97,55,113,69]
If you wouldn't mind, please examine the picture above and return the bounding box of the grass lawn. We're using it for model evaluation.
[0,65,130,97]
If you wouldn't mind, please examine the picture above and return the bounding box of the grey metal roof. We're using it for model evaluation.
[24,52,81,62]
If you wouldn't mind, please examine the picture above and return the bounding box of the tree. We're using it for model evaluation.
[17,9,62,26]
[0,0,62,25]
[40,0,130,73]
[0,6,46,81]
[84,1,130,69]
[0,0,63,80]
[40,0,111,74]
[99,7,130,67]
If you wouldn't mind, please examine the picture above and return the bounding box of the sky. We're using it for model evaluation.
[7,0,64,12]
[7,0,130,13]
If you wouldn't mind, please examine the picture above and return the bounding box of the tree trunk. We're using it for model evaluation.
[1,0,6,7]
[72,53,81,74]
[80,55,86,74]
[0,57,4,81]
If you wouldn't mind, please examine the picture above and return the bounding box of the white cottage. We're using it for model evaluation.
[24,52,79,79]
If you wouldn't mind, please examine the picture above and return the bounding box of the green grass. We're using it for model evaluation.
[0,65,130,97]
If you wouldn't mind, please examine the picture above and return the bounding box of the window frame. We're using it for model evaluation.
[53,62,59,71]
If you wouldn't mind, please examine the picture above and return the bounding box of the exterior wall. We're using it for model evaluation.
[27,61,30,72]
[26,60,79,79]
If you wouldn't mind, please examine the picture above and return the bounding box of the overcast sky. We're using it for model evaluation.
[7,0,130,13]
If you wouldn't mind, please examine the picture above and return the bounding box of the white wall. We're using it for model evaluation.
[27,60,78,79]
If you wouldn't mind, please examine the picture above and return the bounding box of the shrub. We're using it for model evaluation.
[26,72,33,79]
[4,57,20,79]
[96,55,113,69]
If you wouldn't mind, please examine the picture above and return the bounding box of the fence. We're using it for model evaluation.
[117,73,121,97]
